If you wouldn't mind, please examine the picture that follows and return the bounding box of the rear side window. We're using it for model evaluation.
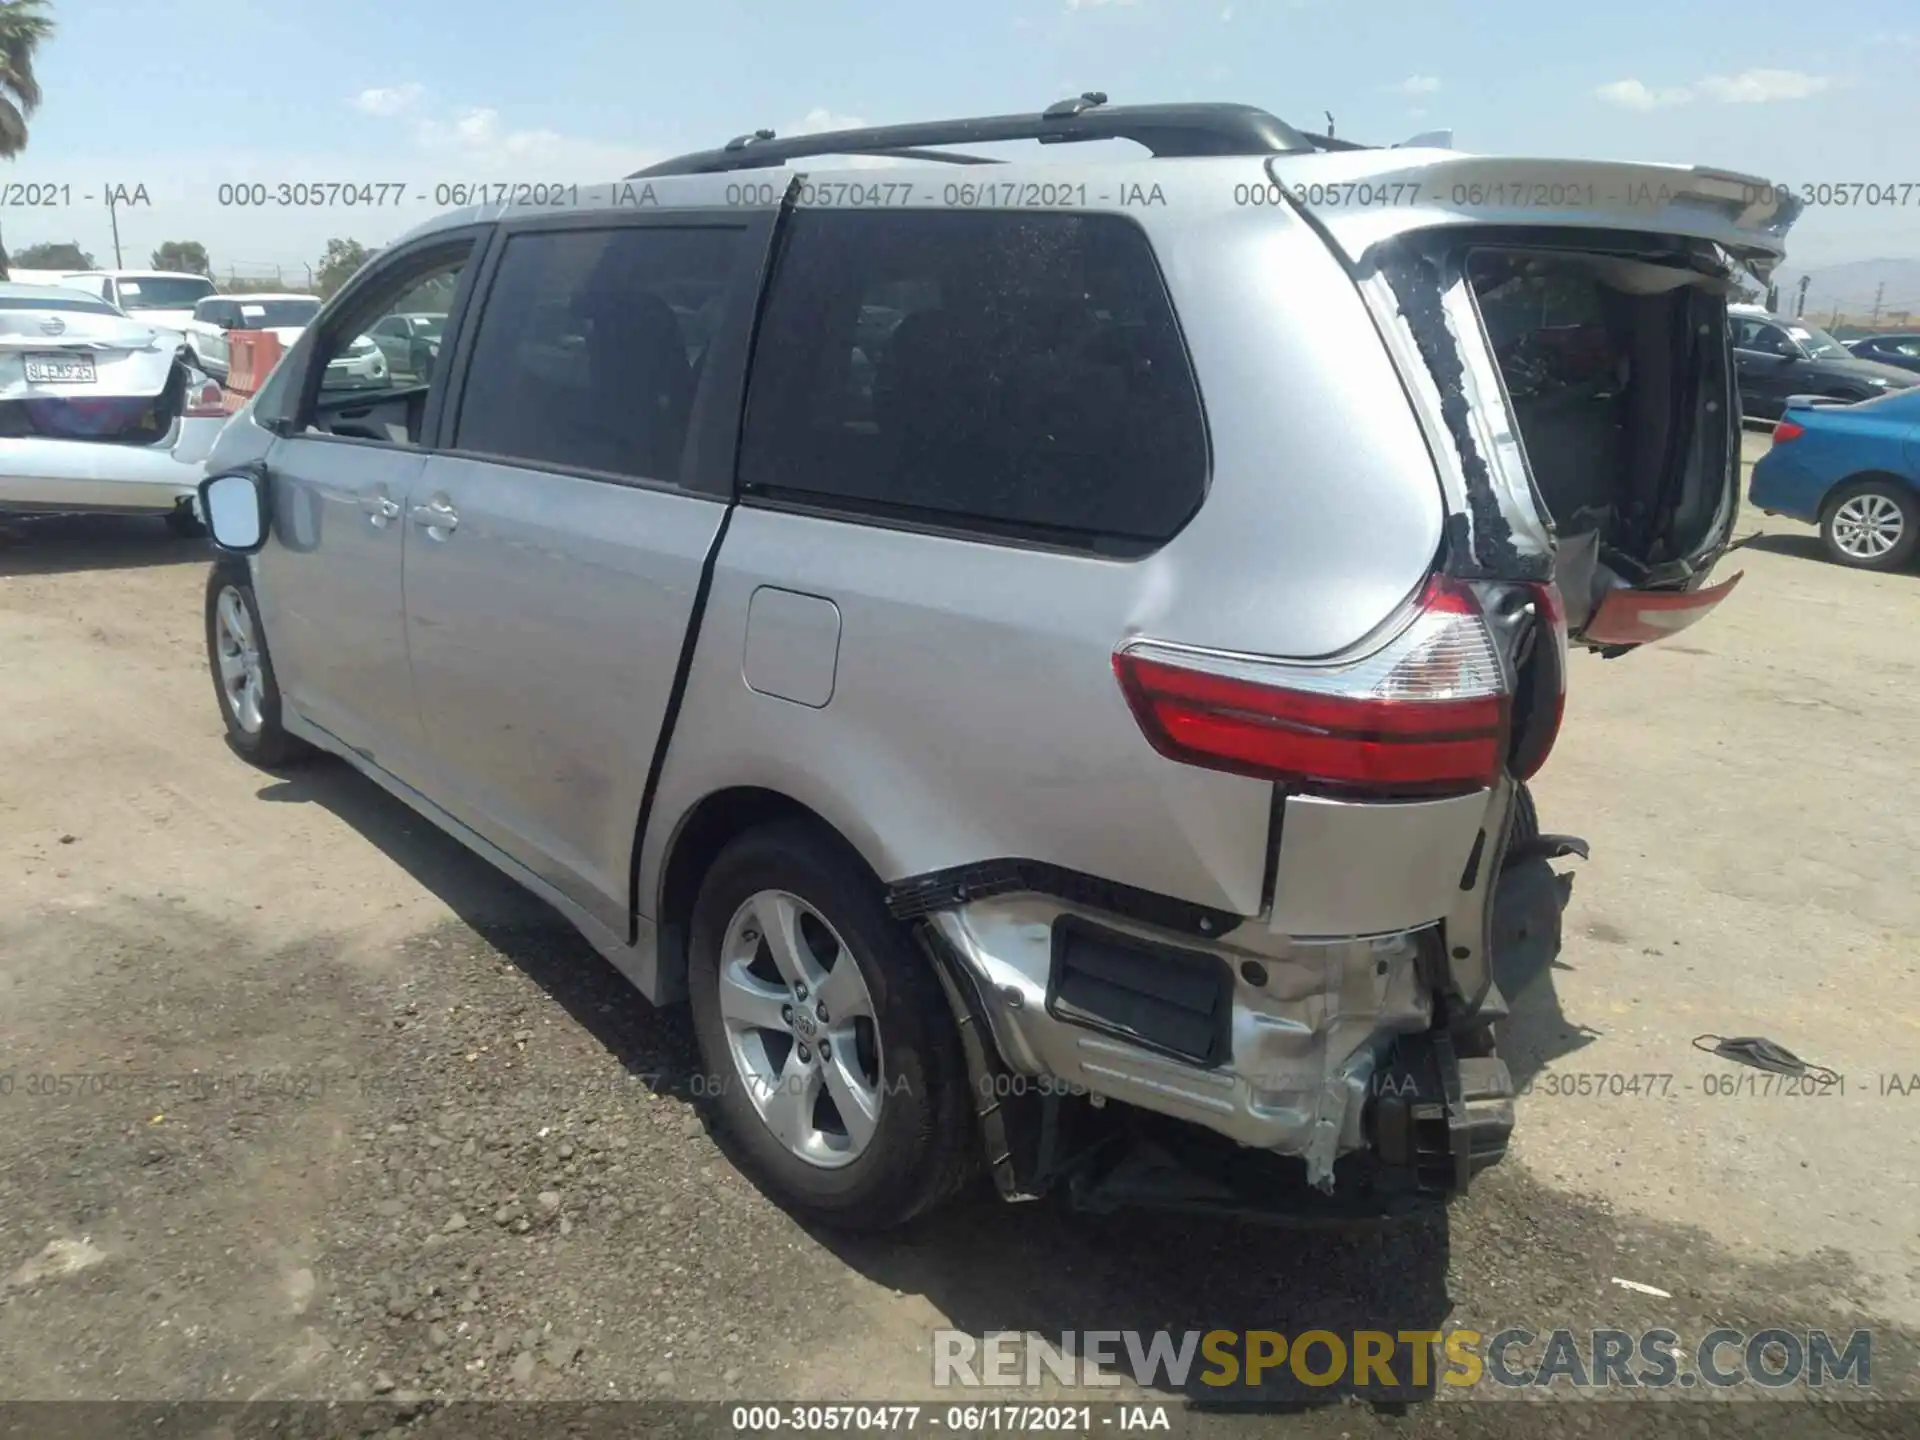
[739,210,1207,548]
[454,226,742,484]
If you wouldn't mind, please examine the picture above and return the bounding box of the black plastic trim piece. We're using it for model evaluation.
[1045,916,1235,1070]
[884,859,1241,939]
[1365,1031,1513,1193]
[916,925,1039,1198]
[1457,828,1487,892]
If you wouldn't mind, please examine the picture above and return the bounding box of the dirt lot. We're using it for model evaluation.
[3,431,1918,1436]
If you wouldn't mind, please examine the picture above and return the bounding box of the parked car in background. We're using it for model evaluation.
[191,100,1797,1232]
[0,282,229,533]
[54,271,218,355]
[1728,304,1919,418]
[322,333,390,390]
[1749,389,1920,571]
[365,311,444,384]
[183,293,320,380]
[1843,333,1920,377]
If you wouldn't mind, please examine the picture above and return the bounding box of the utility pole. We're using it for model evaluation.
[1828,302,1840,329]
[1870,281,1885,327]
[106,190,123,268]
[1795,274,1810,318]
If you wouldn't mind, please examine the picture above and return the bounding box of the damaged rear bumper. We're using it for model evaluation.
[922,899,1513,1206]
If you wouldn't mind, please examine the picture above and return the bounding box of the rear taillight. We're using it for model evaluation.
[184,376,227,418]
[1113,575,1510,799]
[1772,419,1804,443]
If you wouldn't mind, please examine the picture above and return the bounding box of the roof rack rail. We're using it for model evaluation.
[629,97,1320,177]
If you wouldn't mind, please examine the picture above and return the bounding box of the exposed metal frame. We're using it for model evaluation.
[631,95,1328,178]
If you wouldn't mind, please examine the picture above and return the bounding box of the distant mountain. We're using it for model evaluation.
[1768,258,1920,328]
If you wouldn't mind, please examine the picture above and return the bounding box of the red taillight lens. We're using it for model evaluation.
[1114,576,1511,798]
[1772,419,1804,443]
[184,378,227,418]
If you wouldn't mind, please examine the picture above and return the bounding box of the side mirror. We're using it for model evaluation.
[198,467,270,554]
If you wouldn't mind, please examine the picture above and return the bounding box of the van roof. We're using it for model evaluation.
[382,94,1799,275]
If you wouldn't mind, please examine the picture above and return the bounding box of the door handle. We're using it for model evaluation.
[358,489,400,527]
[408,497,459,534]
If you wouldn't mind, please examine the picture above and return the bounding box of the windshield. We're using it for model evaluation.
[235,299,320,328]
[1785,323,1850,361]
[115,276,216,310]
[410,314,444,338]
[0,294,121,315]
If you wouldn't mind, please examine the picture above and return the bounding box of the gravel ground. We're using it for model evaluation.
[3,449,1918,1436]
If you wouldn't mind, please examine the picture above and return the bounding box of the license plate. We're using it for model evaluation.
[24,354,97,384]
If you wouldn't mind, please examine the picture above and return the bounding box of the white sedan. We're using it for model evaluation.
[0,283,230,534]
[323,333,390,390]
[183,292,319,381]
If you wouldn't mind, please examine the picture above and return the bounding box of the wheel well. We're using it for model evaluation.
[1821,472,1918,520]
[651,787,843,994]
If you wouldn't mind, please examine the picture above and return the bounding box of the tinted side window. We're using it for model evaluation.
[453,226,741,484]
[738,210,1207,546]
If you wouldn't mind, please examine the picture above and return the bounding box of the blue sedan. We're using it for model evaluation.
[1748,389,1920,570]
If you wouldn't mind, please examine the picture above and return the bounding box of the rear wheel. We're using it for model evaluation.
[685,820,976,1231]
[204,562,312,767]
[1821,479,1918,571]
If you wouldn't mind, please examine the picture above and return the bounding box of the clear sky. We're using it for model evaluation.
[6,0,1916,280]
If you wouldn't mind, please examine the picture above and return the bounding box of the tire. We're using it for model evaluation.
[204,562,312,768]
[686,820,977,1231]
[1820,478,1919,572]
[164,504,206,539]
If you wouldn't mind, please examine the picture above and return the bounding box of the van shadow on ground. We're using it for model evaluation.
[0,514,204,576]
[257,754,1590,1414]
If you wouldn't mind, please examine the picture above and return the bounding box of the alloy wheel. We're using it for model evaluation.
[214,585,265,734]
[1831,493,1905,561]
[716,889,885,1169]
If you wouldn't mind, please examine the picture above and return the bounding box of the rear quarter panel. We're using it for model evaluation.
[641,171,1448,921]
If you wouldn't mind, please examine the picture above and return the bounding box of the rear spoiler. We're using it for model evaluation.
[1265,152,1801,279]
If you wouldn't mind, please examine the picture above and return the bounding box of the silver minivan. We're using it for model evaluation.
[195,99,1796,1231]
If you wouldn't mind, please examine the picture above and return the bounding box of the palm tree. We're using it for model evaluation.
[0,0,56,279]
